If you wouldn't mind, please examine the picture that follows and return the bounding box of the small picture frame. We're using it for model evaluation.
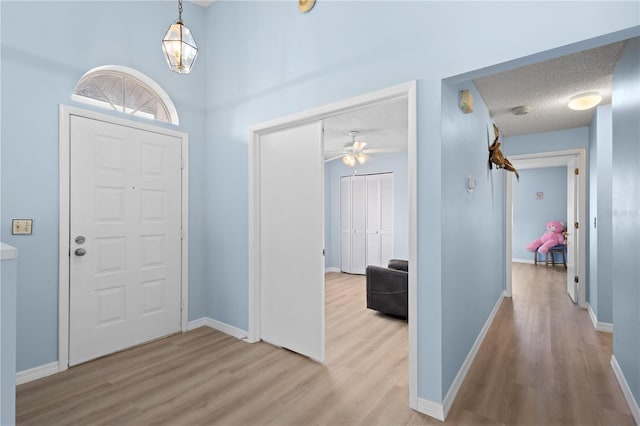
[536,192,544,200]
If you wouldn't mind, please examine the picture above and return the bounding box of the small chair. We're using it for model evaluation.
[534,245,566,268]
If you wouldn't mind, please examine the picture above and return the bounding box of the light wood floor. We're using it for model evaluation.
[16,266,634,425]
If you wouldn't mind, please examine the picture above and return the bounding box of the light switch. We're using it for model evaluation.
[12,219,33,235]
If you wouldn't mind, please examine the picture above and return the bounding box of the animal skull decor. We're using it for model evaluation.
[488,124,519,181]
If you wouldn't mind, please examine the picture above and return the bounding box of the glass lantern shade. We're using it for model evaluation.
[162,22,198,74]
[342,154,356,167]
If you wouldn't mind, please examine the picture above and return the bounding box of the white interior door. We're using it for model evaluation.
[566,157,578,303]
[340,177,352,273]
[380,173,394,266]
[350,175,367,274]
[69,116,182,366]
[259,121,325,362]
[366,175,382,267]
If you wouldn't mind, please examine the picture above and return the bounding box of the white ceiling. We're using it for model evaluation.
[191,0,214,8]
[322,39,630,157]
[323,98,408,160]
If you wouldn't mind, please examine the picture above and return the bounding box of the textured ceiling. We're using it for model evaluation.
[473,41,627,137]
[322,40,629,155]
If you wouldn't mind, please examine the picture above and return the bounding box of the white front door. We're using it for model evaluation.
[259,121,325,362]
[69,115,182,366]
[566,157,578,303]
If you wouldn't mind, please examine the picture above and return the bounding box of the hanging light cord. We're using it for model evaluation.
[177,0,184,24]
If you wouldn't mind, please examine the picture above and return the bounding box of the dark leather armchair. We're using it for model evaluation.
[366,259,408,319]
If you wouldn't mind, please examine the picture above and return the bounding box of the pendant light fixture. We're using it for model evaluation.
[162,0,198,74]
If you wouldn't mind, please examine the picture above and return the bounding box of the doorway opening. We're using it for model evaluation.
[248,81,418,408]
[506,150,587,306]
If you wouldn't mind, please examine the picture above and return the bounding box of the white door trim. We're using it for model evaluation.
[505,148,587,308]
[58,105,189,372]
[248,81,418,409]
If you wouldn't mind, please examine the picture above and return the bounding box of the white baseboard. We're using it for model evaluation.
[441,291,505,419]
[16,361,59,385]
[417,397,445,421]
[188,317,249,340]
[587,304,614,333]
[325,267,341,273]
[611,355,640,425]
[512,258,535,264]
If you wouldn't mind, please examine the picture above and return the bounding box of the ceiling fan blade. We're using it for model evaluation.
[362,147,405,154]
[324,154,344,162]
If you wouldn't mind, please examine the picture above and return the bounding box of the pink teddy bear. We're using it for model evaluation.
[526,220,565,254]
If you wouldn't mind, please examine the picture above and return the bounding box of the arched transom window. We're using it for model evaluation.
[73,65,179,125]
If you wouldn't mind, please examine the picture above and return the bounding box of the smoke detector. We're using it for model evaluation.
[511,105,532,116]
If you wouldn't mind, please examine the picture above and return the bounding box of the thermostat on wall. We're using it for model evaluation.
[12,219,33,235]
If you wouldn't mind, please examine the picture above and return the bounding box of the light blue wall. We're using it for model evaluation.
[512,167,567,262]
[588,105,613,323]
[324,152,409,270]
[440,79,505,395]
[0,0,637,407]
[1,1,208,371]
[612,36,640,410]
[503,127,589,156]
[203,1,638,403]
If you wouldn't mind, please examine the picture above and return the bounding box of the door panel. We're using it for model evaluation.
[340,177,352,273]
[566,157,578,303]
[366,175,382,267]
[351,176,367,274]
[69,116,182,366]
[259,121,325,362]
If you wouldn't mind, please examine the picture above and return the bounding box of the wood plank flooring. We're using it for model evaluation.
[16,266,634,425]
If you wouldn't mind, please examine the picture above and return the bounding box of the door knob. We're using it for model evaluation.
[75,235,86,244]
[75,248,87,256]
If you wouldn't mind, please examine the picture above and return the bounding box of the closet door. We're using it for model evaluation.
[350,175,367,274]
[340,177,352,273]
[366,175,382,267]
[380,173,394,266]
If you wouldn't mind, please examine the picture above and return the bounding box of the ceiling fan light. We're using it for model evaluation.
[568,92,602,111]
[342,154,356,167]
[353,140,367,151]
[356,153,368,165]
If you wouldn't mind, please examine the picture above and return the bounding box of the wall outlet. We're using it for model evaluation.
[12,219,33,235]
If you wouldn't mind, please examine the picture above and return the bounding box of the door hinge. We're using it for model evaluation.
[181,158,185,169]
[575,168,579,175]
[181,229,184,240]
[575,222,579,229]
[322,248,325,256]
[574,276,579,283]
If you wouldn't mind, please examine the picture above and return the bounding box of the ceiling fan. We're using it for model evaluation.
[328,131,372,167]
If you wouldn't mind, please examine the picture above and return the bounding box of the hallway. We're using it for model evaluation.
[445,263,634,424]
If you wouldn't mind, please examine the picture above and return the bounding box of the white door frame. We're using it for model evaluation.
[505,148,587,308]
[248,81,418,408]
[58,105,189,372]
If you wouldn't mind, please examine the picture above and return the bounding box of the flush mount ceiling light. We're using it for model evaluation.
[342,131,369,167]
[568,92,602,111]
[511,105,532,116]
[162,0,198,74]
